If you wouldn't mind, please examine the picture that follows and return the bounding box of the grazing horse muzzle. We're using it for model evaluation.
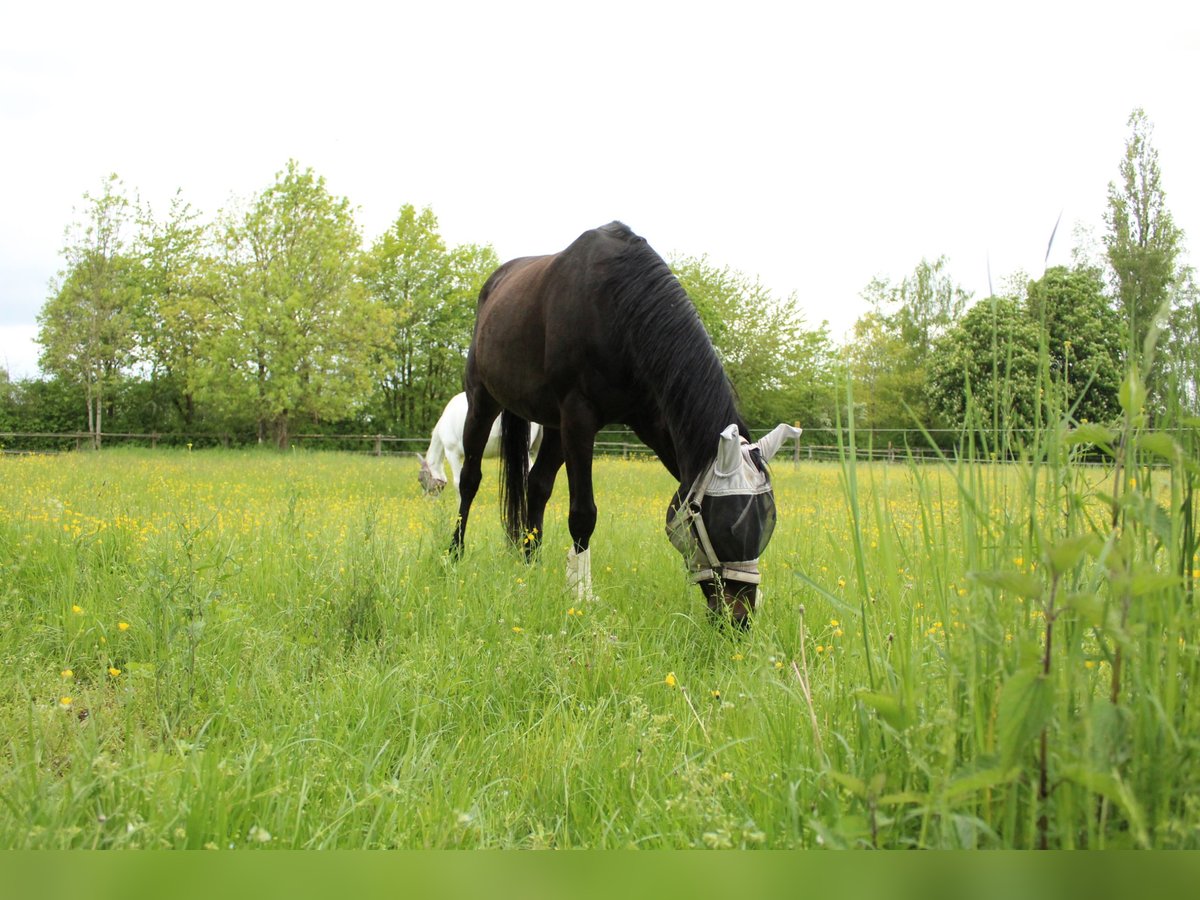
[416,455,448,495]
[667,423,802,626]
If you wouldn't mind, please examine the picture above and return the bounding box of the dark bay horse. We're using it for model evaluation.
[449,222,799,626]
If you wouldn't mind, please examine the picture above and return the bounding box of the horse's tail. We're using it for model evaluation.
[499,410,530,546]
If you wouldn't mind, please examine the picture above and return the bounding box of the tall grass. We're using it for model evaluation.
[0,383,1196,847]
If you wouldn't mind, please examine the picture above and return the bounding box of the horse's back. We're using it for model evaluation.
[466,222,662,425]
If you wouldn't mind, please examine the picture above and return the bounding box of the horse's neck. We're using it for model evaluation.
[425,425,447,468]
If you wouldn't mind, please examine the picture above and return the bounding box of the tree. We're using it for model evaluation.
[210,162,388,448]
[37,175,139,448]
[844,310,925,438]
[672,255,836,429]
[847,257,971,436]
[926,294,1042,448]
[133,190,217,431]
[359,205,499,435]
[1104,108,1184,406]
[1163,268,1200,414]
[1025,265,1124,425]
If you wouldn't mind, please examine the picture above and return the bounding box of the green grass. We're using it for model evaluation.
[0,438,1196,848]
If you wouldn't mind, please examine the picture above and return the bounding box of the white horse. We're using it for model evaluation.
[418,392,542,496]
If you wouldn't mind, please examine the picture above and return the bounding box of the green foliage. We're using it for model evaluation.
[132,190,217,430]
[1026,265,1124,424]
[1104,108,1185,409]
[36,175,140,447]
[208,161,390,447]
[927,266,1126,452]
[3,413,1198,847]
[672,255,836,429]
[359,205,499,435]
[845,257,971,438]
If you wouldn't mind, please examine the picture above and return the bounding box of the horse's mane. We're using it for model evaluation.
[598,222,745,477]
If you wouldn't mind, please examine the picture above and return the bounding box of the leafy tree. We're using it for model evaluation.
[1104,108,1184,406]
[847,258,971,436]
[1025,265,1124,425]
[927,294,1042,448]
[1163,268,1200,414]
[359,205,499,434]
[36,175,139,448]
[843,310,925,440]
[210,162,389,447]
[672,255,836,430]
[133,190,217,431]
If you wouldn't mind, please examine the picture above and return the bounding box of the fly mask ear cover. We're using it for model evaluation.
[666,423,802,584]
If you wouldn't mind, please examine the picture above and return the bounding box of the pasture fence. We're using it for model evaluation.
[0,426,1152,466]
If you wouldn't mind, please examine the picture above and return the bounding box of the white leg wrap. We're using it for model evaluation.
[566,547,593,602]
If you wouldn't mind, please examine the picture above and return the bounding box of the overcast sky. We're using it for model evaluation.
[2,1,1198,379]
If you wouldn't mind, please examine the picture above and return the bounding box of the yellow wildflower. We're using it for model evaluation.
[108,667,121,678]
[59,697,72,708]
[664,672,678,688]
[61,669,73,679]
[118,622,130,632]
[71,605,83,615]
[511,626,524,634]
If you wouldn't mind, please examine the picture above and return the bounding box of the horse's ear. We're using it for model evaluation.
[715,424,743,474]
[757,423,803,462]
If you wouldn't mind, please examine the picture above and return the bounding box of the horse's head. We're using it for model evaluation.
[416,454,448,495]
[666,423,801,628]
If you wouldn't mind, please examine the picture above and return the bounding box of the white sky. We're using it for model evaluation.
[2,0,1198,379]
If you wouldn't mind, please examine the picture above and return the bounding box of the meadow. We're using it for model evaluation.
[1,438,1196,849]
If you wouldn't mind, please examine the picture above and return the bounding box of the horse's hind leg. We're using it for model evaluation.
[449,391,499,557]
[524,427,564,559]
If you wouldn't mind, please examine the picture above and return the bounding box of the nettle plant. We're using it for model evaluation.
[970,331,1199,848]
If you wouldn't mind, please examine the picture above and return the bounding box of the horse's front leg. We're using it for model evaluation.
[560,399,599,601]
[449,393,499,558]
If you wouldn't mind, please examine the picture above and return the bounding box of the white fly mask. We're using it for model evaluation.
[667,423,802,584]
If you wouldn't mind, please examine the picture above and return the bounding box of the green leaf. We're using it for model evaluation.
[1066,592,1107,627]
[1059,764,1149,848]
[858,690,910,731]
[1119,372,1146,418]
[1137,432,1179,462]
[1045,534,1101,575]
[1065,423,1117,448]
[793,570,861,618]
[1088,701,1131,770]
[996,666,1053,768]
[969,570,1043,600]
[1127,571,1184,597]
[826,770,867,799]
[942,766,1021,804]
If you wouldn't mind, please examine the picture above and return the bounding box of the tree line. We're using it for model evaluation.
[2,109,1196,452]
